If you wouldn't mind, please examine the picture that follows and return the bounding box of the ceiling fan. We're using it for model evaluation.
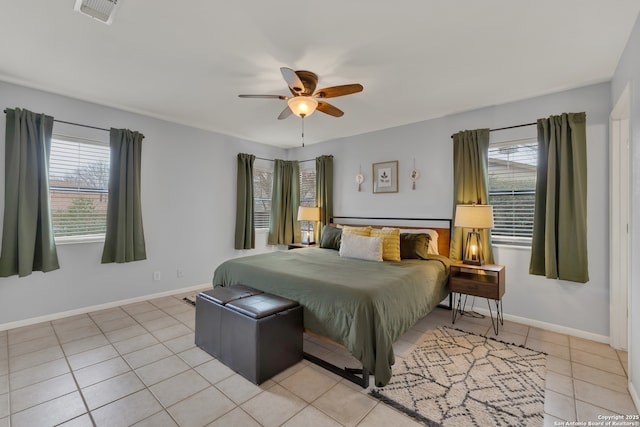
[238,67,363,120]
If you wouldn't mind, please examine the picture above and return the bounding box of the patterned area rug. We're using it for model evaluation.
[371,327,546,427]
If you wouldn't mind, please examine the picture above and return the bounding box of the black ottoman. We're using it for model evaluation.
[194,286,303,384]
[195,285,262,358]
[222,293,303,384]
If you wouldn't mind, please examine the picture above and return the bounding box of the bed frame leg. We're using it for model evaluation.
[303,352,370,388]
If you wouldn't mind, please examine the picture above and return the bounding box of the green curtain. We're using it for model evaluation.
[530,113,588,283]
[0,108,59,277]
[450,128,494,264]
[235,153,255,249]
[268,159,300,245]
[315,155,333,242]
[101,128,146,263]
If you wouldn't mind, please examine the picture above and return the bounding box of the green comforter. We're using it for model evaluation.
[212,247,450,386]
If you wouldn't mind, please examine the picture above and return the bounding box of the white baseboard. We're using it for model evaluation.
[0,283,210,332]
[471,306,610,344]
[630,381,640,413]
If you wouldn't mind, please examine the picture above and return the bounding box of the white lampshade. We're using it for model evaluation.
[287,96,318,118]
[454,205,494,229]
[297,206,320,222]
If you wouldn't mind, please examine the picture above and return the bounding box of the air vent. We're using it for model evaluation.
[74,0,119,25]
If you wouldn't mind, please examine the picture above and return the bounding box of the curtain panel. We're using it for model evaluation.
[315,155,333,242]
[101,128,147,263]
[450,128,494,264]
[268,159,300,245]
[235,153,255,249]
[0,108,60,277]
[530,112,588,283]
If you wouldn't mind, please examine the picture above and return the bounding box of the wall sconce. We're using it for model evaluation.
[454,204,494,265]
[297,206,320,244]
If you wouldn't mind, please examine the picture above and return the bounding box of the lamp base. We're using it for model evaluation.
[463,229,485,266]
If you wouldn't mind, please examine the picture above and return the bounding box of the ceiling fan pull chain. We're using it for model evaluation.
[301,117,305,148]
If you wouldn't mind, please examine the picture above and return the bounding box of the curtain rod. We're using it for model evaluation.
[3,109,111,132]
[54,119,110,132]
[450,122,536,139]
[256,157,315,163]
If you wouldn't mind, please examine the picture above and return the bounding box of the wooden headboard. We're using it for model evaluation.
[330,216,451,258]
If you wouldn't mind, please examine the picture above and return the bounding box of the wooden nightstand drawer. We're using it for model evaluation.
[450,276,500,299]
[449,263,505,301]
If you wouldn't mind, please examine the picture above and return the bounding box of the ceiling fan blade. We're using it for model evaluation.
[280,67,306,95]
[313,84,363,99]
[277,106,293,120]
[316,101,344,117]
[238,94,287,99]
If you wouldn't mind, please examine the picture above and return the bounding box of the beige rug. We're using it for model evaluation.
[370,327,546,427]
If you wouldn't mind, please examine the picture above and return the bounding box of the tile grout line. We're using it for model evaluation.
[51,321,97,427]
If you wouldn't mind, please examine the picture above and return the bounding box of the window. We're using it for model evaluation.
[299,166,316,208]
[49,136,110,241]
[253,161,273,229]
[252,161,316,229]
[488,138,537,245]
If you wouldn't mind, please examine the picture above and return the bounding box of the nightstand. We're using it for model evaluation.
[287,243,316,250]
[450,262,505,334]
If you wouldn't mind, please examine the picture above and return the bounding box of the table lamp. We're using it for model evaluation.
[297,206,320,244]
[454,204,494,265]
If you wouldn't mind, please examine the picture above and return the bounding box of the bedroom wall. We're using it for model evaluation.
[611,12,640,411]
[292,82,611,340]
[0,80,285,327]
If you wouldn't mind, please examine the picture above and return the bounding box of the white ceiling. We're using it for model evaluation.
[1,1,638,148]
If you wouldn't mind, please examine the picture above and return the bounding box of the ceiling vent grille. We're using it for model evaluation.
[74,0,119,25]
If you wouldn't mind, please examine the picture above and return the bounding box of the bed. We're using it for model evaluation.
[212,218,451,387]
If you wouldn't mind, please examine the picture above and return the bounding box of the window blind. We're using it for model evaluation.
[488,138,537,243]
[253,163,273,229]
[49,137,110,239]
[300,167,316,207]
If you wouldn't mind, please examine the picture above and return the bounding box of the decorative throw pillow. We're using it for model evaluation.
[339,233,383,262]
[389,228,440,255]
[370,228,401,262]
[399,233,431,259]
[320,226,342,250]
[342,225,372,237]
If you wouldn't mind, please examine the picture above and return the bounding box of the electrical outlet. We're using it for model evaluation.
[153,271,161,281]
[177,268,184,278]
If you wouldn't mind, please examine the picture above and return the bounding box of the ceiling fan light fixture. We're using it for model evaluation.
[287,96,318,118]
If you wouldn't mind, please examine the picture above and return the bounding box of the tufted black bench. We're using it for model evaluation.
[195,285,303,384]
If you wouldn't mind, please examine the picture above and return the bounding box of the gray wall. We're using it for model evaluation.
[612,12,640,412]
[293,82,611,339]
[0,73,615,344]
[0,80,285,325]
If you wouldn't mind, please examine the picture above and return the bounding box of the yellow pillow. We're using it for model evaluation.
[342,226,372,237]
[370,228,401,262]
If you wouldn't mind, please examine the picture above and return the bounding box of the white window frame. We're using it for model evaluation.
[299,163,316,208]
[253,160,273,230]
[488,137,538,246]
[49,135,110,244]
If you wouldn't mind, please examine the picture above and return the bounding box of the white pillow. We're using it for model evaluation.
[339,233,383,262]
[386,228,440,255]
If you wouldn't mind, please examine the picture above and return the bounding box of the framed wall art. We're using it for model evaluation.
[372,160,398,193]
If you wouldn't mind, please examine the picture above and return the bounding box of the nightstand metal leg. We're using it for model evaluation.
[452,293,463,324]
[487,299,504,335]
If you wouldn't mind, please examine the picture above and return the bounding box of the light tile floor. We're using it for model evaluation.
[0,289,638,426]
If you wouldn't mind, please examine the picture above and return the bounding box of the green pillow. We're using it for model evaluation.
[320,226,342,250]
[400,233,431,259]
